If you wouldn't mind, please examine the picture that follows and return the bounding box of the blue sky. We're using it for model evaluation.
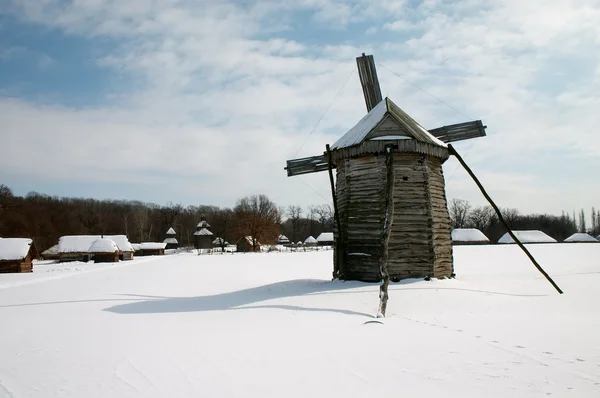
[1,0,599,218]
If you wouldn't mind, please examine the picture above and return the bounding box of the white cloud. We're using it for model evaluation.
[2,0,599,215]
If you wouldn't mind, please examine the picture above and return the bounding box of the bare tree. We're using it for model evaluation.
[449,199,471,228]
[234,194,280,250]
[468,205,495,231]
[579,209,586,233]
[211,208,234,252]
[286,205,303,243]
[132,205,148,242]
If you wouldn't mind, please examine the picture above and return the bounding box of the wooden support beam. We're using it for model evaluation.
[448,144,563,294]
[377,145,394,318]
[326,144,344,279]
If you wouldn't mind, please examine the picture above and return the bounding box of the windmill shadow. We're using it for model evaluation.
[104,278,397,317]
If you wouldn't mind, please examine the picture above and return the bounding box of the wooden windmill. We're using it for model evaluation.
[285,54,486,282]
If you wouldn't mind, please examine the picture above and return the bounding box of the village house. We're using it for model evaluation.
[0,238,39,273]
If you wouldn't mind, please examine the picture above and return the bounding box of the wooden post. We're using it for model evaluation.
[378,146,395,317]
[326,144,344,278]
[448,144,563,294]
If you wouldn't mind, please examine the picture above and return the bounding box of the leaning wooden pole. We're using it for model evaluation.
[326,144,344,278]
[378,146,395,317]
[448,144,563,294]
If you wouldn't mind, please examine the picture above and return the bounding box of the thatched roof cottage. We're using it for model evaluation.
[89,238,119,263]
[564,233,599,243]
[451,228,490,245]
[498,230,556,244]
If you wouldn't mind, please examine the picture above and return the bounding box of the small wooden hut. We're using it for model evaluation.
[89,238,119,263]
[194,215,213,249]
[58,236,97,262]
[0,238,39,273]
[41,244,60,260]
[106,235,134,260]
[237,236,260,252]
[316,232,334,246]
[304,236,317,246]
[164,227,178,249]
[278,234,291,245]
[137,242,166,256]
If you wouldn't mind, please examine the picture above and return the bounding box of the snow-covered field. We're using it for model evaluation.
[1,244,599,397]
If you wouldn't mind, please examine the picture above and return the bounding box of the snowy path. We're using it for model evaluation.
[0,245,599,397]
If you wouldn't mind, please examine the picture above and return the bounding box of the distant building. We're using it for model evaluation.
[0,238,39,273]
[194,215,213,249]
[41,244,60,260]
[564,233,599,243]
[451,228,490,245]
[498,230,557,244]
[237,236,260,252]
[136,242,167,256]
[316,232,333,246]
[164,227,178,249]
[58,235,134,262]
[89,238,119,263]
[304,236,317,246]
[278,235,291,245]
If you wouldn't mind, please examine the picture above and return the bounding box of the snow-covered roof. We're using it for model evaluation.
[166,227,176,235]
[197,220,211,228]
[0,238,34,261]
[451,228,490,242]
[105,235,134,252]
[239,236,260,245]
[331,97,447,150]
[88,238,119,253]
[296,241,303,245]
[58,235,133,253]
[304,236,317,244]
[42,244,59,255]
[140,242,167,250]
[163,237,178,244]
[564,233,599,243]
[498,230,557,244]
[58,236,99,253]
[213,237,228,245]
[316,232,334,242]
[193,228,213,236]
[278,234,290,243]
[131,244,141,251]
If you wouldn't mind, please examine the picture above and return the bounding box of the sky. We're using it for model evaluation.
[1,0,599,219]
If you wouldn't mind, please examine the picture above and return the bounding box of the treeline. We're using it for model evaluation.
[448,199,600,242]
[0,184,334,252]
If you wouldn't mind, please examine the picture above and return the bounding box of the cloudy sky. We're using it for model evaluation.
[1,0,599,218]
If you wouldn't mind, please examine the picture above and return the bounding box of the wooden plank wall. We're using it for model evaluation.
[335,152,453,282]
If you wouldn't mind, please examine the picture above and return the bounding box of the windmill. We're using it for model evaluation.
[284,53,563,312]
[285,54,486,284]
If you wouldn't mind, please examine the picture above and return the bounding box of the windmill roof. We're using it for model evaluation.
[166,227,176,235]
[498,230,557,244]
[331,97,447,150]
[0,238,34,261]
[564,233,599,243]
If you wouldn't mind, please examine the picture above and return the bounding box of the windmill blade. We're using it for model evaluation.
[356,53,383,112]
[285,154,330,177]
[429,120,487,143]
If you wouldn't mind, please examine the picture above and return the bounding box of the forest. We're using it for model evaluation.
[0,183,597,253]
[0,184,334,252]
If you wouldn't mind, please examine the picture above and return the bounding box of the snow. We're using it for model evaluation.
[58,235,133,253]
[498,230,557,244]
[451,228,490,243]
[166,228,176,235]
[163,238,178,244]
[88,238,119,253]
[564,233,599,243]
[140,242,167,250]
[316,232,334,243]
[304,236,317,244]
[0,244,599,397]
[41,244,59,256]
[0,238,33,261]
[193,228,213,236]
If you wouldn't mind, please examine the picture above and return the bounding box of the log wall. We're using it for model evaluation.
[335,152,454,282]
